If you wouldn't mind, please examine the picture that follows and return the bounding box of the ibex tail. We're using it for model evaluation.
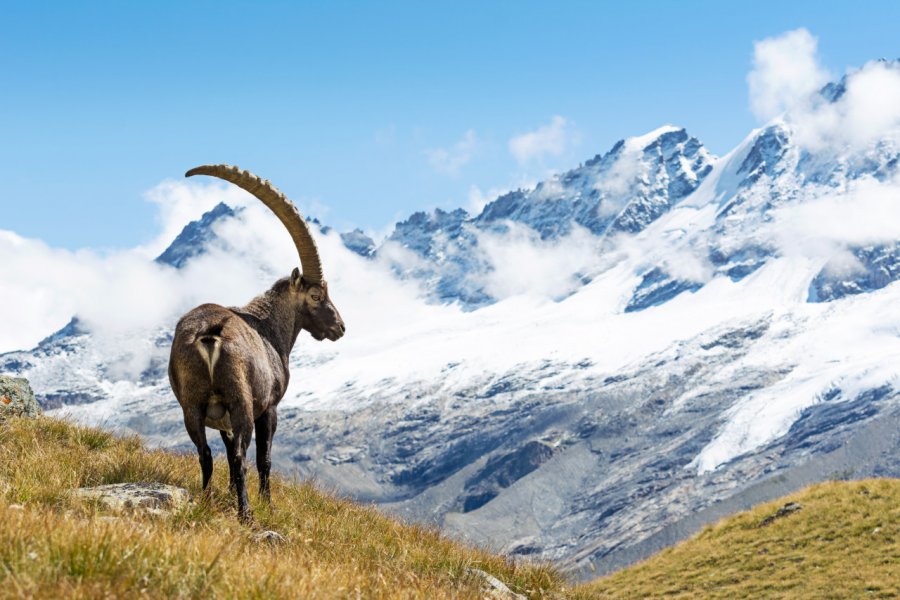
[194,326,223,383]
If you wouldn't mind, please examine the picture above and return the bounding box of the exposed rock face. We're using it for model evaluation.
[0,376,41,419]
[73,482,189,515]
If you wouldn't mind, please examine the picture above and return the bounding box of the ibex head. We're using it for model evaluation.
[186,164,345,342]
[289,267,345,341]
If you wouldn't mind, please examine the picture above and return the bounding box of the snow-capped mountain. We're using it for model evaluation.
[381,126,714,308]
[4,63,900,579]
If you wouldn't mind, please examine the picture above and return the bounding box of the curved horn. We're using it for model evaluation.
[185,164,324,283]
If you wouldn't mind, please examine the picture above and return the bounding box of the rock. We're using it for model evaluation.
[759,501,802,527]
[73,482,189,515]
[252,530,287,545]
[0,376,41,419]
[465,568,525,600]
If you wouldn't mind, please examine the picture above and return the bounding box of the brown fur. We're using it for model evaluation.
[169,269,344,521]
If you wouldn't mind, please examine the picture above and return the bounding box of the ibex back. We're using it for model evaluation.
[168,165,345,522]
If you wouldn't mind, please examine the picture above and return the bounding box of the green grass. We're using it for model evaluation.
[0,416,568,599]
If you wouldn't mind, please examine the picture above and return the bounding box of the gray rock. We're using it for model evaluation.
[0,375,40,419]
[73,482,189,515]
[251,530,287,545]
[465,568,525,600]
[759,501,802,527]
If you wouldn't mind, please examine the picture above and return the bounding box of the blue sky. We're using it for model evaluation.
[2,0,899,250]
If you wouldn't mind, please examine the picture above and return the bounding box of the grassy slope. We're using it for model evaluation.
[2,416,898,599]
[584,478,900,599]
[0,416,569,599]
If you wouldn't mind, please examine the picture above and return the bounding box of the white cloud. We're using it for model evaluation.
[467,185,491,214]
[600,157,642,198]
[789,60,900,151]
[508,116,576,165]
[747,28,830,122]
[766,175,900,259]
[425,129,479,175]
[0,178,452,372]
[746,29,900,152]
[473,222,601,301]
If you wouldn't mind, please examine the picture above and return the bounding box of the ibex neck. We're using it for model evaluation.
[238,278,301,363]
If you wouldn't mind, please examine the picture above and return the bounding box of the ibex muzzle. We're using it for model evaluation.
[168,165,345,522]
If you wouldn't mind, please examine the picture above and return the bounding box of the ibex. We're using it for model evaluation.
[168,165,345,522]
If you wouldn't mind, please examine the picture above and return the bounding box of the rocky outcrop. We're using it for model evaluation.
[0,376,41,419]
[73,482,189,515]
[759,501,802,527]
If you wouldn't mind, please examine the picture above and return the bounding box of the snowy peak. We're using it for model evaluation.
[476,126,714,239]
[339,229,376,257]
[380,126,716,307]
[734,124,791,187]
[155,202,235,268]
[387,208,470,255]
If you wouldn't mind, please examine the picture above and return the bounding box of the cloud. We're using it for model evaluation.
[0,179,454,381]
[425,129,479,175]
[472,222,602,301]
[747,28,830,122]
[508,116,576,165]
[747,29,900,151]
[789,60,900,151]
[766,175,900,260]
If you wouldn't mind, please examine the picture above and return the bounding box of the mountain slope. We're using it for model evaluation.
[0,415,564,598]
[583,479,900,598]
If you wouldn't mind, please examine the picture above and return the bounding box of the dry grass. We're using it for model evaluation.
[0,416,568,599]
[581,478,900,599]
[3,415,897,599]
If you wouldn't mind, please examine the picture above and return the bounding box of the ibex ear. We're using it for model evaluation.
[290,267,302,289]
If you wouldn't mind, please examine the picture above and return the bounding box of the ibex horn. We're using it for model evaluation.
[185,164,324,284]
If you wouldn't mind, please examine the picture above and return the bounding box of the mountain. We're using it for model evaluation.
[381,125,715,308]
[4,64,900,579]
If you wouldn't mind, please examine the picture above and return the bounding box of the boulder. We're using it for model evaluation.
[0,376,41,419]
[73,482,189,515]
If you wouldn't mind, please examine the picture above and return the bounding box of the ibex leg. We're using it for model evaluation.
[227,398,254,523]
[220,430,238,491]
[183,407,213,496]
[254,407,277,503]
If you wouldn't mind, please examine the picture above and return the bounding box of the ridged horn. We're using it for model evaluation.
[185,164,324,284]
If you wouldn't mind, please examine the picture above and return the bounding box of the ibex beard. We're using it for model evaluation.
[168,165,345,523]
